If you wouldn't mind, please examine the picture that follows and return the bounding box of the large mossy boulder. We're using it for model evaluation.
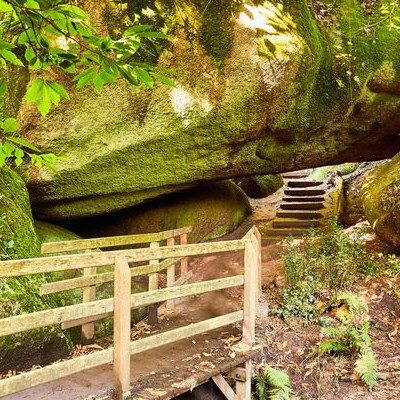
[362,154,400,249]
[66,181,251,243]
[0,169,72,373]
[233,174,283,198]
[16,1,400,220]
[339,162,384,225]
[0,166,40,259]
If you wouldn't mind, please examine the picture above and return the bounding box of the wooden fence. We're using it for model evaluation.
[0,226,261,399]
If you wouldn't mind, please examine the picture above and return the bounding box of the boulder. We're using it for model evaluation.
[339,162,384,225]
[65,181,251,243]
[14,1,400,220]
[362,154,400,249]
[0,169,70,373]
[0,166,40,259]
[233,174,283,198]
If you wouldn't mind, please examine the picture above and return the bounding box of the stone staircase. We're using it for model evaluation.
[263,171,328,239]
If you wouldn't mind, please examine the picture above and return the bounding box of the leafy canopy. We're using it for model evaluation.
[0,0,175,168]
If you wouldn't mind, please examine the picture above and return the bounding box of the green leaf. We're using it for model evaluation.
[138,31,168,39]
[47,81,70,100]
[124,25,153,35]
[0,49,24,66]
[24,0,40,10]
[136,68,153,88]
[150,72,176,87]
[74,67,96,89]
[26,78,44,103]
[2,118,19,133]
[92,73,104,90]
[25,47,36,62]
[8,136,42,153]
[0,1,12,12]
[2,142,15,157]
[14,147,24,158]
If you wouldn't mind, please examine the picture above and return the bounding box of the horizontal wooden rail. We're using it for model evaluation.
[0,240,245,278]
[61,270,194,330]
[41,227,192,254]
[40,257,181,295]
[0,311,242,397]
[0,275,244,336]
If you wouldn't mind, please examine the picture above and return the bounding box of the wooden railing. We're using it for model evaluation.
[0,226,261,399]
[41,226,192,341]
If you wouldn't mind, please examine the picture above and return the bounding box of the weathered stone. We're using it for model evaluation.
[15,1,400,219]
[233,174,283,198]
[0,167,40,259]
[362,154,400,248]
[66,181,251,243]
[339,162,384,225]
[0,170,70,374]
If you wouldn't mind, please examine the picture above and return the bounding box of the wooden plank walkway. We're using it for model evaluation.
[2,315,265,400]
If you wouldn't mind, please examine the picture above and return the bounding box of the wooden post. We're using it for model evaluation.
[179,232,188,276]
[166,236,176,309]
[148,241,159,325]
[82,249,97,344]
[242,232,258,346]
[254,227,262,296]
[235,361,252,400]
[113,255,131,400]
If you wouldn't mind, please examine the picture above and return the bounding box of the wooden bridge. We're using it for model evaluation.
[0,226,264,400]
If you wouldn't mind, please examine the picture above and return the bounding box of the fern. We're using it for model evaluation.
[355,346,377,390]
[257,365,291,400]
[315,339,349,356]
[256,371,267,400]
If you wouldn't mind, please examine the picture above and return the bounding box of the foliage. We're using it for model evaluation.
[255,364,291,400]
[314,292,377,390]
[0,0,175,168]
[283,217,370,291]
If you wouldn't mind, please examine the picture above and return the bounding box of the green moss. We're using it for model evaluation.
[362,154,400,248]
[0,167,40,259]
[65,181,251,243]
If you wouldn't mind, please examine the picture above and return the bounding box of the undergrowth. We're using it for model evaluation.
[255,364,292,400]
[273,218,382,390]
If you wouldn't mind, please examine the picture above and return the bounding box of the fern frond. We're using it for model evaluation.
[263,365,291,400]
[268,386,291,400]
[256,371,267,399]
[264,365,291,389]
[314,339,349,356]
[355,347,377,390]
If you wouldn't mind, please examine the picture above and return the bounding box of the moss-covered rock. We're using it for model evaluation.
[0,166,40,259]
[16,0,400,220]
[233,174,283,198]
[66,181,251,243]
[0,168,72,373]
[338,162,383,225]
[362,154,400,249]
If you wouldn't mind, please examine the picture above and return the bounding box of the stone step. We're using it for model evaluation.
[272,219,321,229]
[284,188,326,196]
[276,210,323,219]
[263,229,307,238]
[282,196,325,203]
[280,202,325,210]
[286,180,323,188]
[282,172,309,179]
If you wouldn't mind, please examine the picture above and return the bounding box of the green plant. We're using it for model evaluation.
[0,0,175,168]
[314,292,377,390]
[255,364,291,400]
[283,217,370,291]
